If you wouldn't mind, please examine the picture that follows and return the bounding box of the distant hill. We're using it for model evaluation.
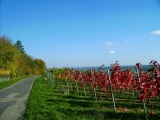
[70,65,151,72]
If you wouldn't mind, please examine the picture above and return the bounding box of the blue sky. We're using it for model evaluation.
[1,0,160,68]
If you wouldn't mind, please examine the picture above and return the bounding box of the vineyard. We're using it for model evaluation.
[46,60,160,120]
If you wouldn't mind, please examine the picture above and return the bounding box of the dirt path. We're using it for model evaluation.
[0,76,39,120]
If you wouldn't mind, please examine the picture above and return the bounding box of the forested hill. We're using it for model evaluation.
[0,35,46,78]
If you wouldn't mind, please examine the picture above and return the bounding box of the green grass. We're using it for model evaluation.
[24,76,160,120]
[0,75,33,90]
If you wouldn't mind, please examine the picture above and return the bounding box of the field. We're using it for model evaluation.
[24,75,160,120]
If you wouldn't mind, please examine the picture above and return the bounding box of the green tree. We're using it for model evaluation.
[15,40,25,54]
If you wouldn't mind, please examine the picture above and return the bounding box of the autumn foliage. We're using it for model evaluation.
[0,36,46,78]
[56,60,160,101]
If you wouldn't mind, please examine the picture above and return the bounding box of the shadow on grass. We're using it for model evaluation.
[48,94,160,110]
[56,107,160,120]
[60,94,160,111]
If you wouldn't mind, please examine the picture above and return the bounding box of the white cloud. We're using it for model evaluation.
[108,50,115,54]
[105,42,113,46]
[150,30,160,35]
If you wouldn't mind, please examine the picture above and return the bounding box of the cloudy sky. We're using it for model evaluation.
[1,0,160,68]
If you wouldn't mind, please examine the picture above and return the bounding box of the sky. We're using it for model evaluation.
[0,0,160,68]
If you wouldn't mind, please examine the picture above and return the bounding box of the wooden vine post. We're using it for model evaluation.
[79,70,86,96]
[107,68,116,111]
[135,65,148,120]
[91,68,97,102]
[73,69,79,93]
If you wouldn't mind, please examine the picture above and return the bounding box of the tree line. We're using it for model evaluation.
[0,35,46,78]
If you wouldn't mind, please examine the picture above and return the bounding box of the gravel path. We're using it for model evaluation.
[0,76,39,120]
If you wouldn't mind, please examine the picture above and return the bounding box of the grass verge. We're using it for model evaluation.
[0,75,33,90]
[24,76,160,120]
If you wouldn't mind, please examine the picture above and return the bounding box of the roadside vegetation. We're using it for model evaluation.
[24,75,160,120]
[0,35,46,90]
